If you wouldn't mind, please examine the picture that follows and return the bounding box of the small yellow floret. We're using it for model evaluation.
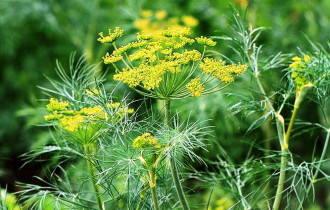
[289,55,310,90]
[304,55,311,62]
[186,78,205,97]
[134,19,150,31]
[141,10,153,18]
[196,36,216,46]
[155,10,167,20]
[59,114,85,132]
[199,58,247,83]
[182,15,199,28]
[162,27,191,37]
[79,106,106,119]
[133,133,160,149]
[44,113,62,121]
[102,52,123,64]
[107,102,120,109]
[46,98,69,112]
[97,27,124,43]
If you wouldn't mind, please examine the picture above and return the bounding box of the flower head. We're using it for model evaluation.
[199,58,247,83]
[102,53,123,64]
[99,27,246,99]
[186,78,205,97]
[196,36,217,46]
[155,10,167,20]
[97,27,124,43]
[182,15,199,28]
[289,55,311,90]
[133,133,162,149]
[46,98,69,112]
[44,97,134,144]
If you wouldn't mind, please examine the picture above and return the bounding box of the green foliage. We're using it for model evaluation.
[0,0,329,209]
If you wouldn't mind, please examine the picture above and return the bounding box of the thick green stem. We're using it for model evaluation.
[272,150,288,210]
[150,153,159,210]
[164,99,190,210]
[272,90,304,210]
[84,144,104,210]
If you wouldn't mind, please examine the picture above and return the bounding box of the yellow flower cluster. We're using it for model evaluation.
[97,27,124,43]
[186,78,205,97]
[289,55,311,90]
[58,114,86,132]
[134,10,198,35]
[80,106,107,119]
[102,53,123,64]
[200,58,247,83]
[133,133,162,149]
[112,41,148,56]
[101,28,206,91]
[46,98,69,112]
[182,15,199,28]
[196,36,217,47]
[99,21,246,98]
[44,98,134,134]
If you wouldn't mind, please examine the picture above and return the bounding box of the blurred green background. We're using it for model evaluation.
[0,0,329,208]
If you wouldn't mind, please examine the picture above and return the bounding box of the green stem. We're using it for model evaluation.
[272,149,288,210]
[272,89,304,210]
[84,144,104,210]
[150,153,159,210]
[164,99,190,210]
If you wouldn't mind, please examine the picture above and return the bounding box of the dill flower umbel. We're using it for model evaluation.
[134,10,199,35]
[289,55,311,90]
[155,10,167,20]
[98,26,247,99]
[44,97,134,144]
[133,133,162,149]
[182,15,199,28]
[97,27,124,43]
[196,36,217,46]
[186,78,204,97]
[46,98,69,111]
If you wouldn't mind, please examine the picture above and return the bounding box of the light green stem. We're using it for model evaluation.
[272,149,288,210]
[150,152,159,210]
[84,144,104,210]
[273,88,306,210]
[164,99,190,210]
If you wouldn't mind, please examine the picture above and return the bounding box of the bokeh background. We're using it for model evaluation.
[0,0,329,209]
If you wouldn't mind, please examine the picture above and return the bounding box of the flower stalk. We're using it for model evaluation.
[272,84,312,210]
[84,143,104,210]
[164,99,190,210]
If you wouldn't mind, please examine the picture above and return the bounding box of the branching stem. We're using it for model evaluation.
[273,87,308,210]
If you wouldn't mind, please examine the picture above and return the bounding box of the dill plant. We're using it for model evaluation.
[209,10,330,209]
[18,55,141,209]
[97,25,247,209]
